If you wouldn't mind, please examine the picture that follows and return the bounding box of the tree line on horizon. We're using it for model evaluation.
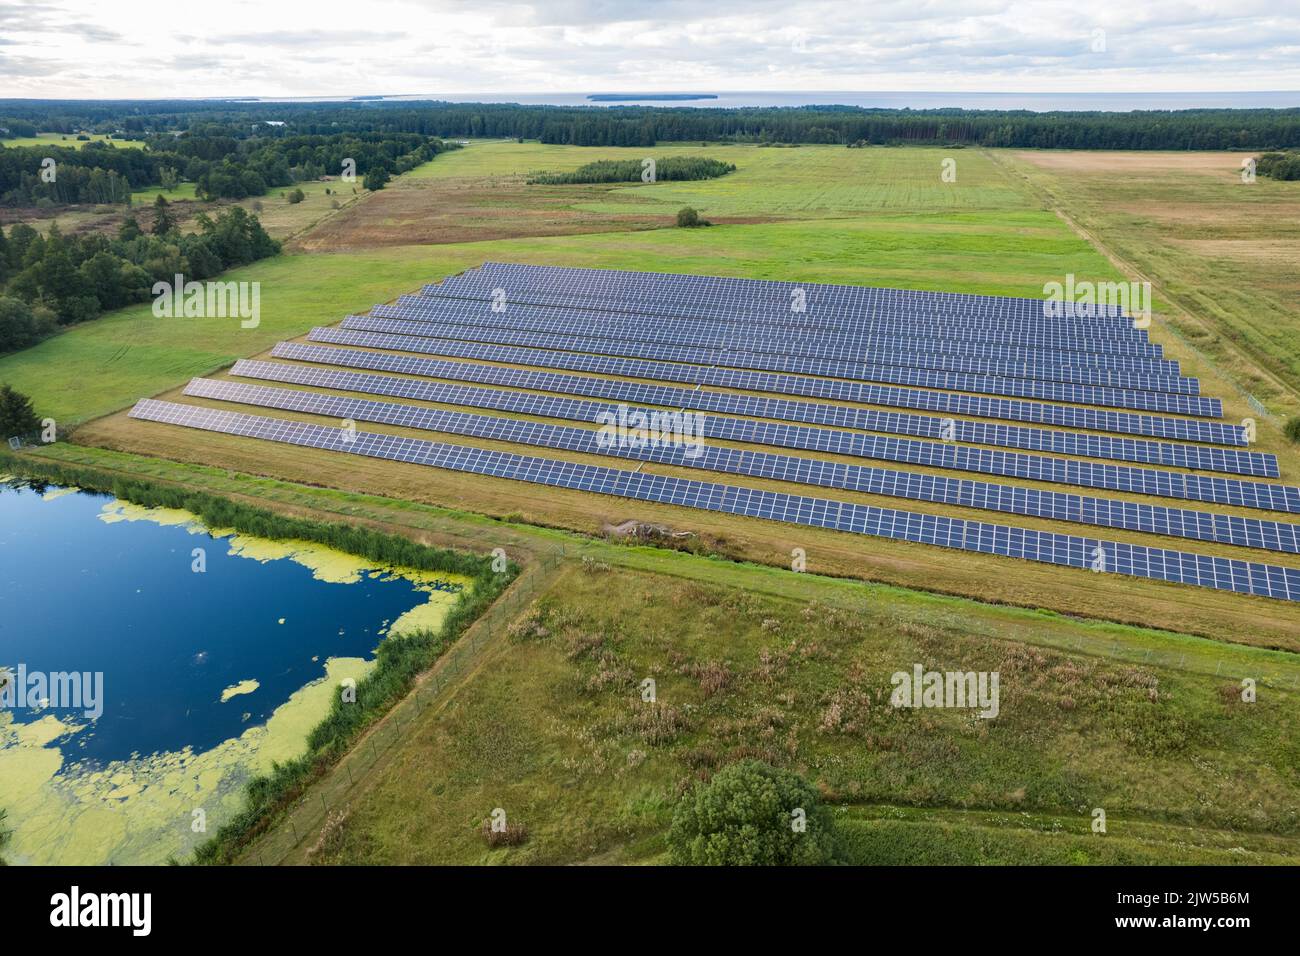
[4,100,1299,152]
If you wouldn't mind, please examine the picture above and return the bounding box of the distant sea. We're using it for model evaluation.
[234,91,1300,112]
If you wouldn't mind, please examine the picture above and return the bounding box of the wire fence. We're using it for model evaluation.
[241,545,569,865]
[1159,319,1279,422]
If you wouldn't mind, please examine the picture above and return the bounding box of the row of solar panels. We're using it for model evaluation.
[365,301,1194,395]
[248,353,1280,479]
[185,376,1300,554]
[438,262,1135,324]
[127,399,1300,602]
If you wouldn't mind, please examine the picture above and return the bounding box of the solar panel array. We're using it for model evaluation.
[126,263,1300,602]
[340,314,1216,415]
[307,326,1236,438]
[399,290,1176,371]
[186,377,1300,555]
[425,265,1153,350]
[368,298,1189,392]
[129,399,1300,602]
[434,261,1134,324]
[263,344,1264,468]
[242,357,1287,504]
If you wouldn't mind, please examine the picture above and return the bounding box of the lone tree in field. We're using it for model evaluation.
[676,206,705,228]
[0,384,41,439]
[363,167,391,191]
[668,760,840,865]
[151,194,176,235]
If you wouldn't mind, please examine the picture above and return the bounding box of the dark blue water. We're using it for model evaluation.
[0,480,441,765]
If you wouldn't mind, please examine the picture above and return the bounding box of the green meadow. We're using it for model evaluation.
[1,132,125,149]
[131,181,198,202]
[302,562,1300,865]
[0,143,1125,426]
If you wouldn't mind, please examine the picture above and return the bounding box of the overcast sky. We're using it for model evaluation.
[2,0,1298,99]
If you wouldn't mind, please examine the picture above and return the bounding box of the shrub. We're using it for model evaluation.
[1284,416,1300,443]
[0,297,57,354]
[363,168,391,191]
[1256,151,1300,181]
[676,206,703,228]
[286,188,305,204]
[669,760,840,865]
[631,703,688,745]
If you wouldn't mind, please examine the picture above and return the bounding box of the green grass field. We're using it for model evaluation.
[1,132,127,149]
[131,182,198,202]
[0,144,1124,426]
[19,438,1300,865]
[1002,150,1300,417]
[419,140,1043,217]
[303,561,1299,865]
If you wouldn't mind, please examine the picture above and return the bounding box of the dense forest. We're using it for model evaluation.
[0,126,457,206]
[4,99,1300,151]
[0,204,279,353]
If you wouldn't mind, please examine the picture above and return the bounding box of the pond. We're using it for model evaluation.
[0,477,471,864]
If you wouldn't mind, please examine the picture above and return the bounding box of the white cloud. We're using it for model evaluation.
[0,0,1296,98]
